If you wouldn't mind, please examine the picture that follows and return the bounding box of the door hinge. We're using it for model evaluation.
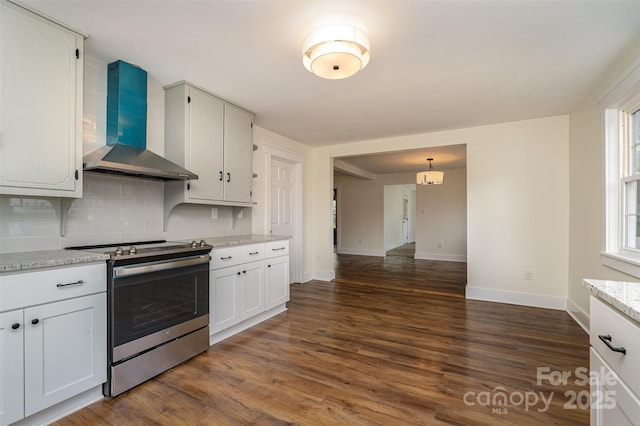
[75,49,80,59]
[187,96,191,104]
[74,169,79,180]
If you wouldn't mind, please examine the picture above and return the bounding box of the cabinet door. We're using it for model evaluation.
[0,310,24,426]
[266,256,290,310]
[0,1,83,197]
[223,104,253,203]
[241,261,265,320]
[211,267,242,333]
[188,86,225,202]
[23,293,106,416]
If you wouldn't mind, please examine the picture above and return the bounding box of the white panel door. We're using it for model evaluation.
[23,293,106,416]
[211,267,242,332]
[223,104,253,203]
[0,1,82,194]
[270,158,294,236]
[188,86,225,201]
[0,310,24,426]
[241,261,265,320]
[266,256,290,310]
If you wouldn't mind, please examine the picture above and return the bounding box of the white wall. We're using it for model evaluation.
[383,185,404,252]
[311,116,569,309]
[415,167,467,262]
[334,175,384,256]
[334,171,466,261]
[567,38,640,329]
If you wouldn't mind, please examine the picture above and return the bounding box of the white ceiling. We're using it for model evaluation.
[23,0,640,173]
[336,144,467,175]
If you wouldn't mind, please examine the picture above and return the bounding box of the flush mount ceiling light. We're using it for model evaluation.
[302,24,370,80]
[417,158,444,185]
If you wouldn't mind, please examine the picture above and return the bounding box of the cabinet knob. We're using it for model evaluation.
[11,323,20,330]
[31,319,40,325]
[237,272,241,276]
[268,264,271,268]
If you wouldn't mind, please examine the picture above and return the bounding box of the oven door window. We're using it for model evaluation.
[112,262,208,347]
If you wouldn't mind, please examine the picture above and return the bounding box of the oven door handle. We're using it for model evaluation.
[113,255,211,278]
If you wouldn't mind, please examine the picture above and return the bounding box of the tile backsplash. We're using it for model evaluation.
[0,55,252,254]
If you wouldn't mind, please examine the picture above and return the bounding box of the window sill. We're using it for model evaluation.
[601,251,640,279]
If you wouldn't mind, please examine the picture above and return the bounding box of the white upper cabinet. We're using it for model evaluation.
[0,0,84,198]
[164,81,253,223]
[223,104,253,203]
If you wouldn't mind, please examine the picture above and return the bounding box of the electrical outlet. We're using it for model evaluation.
[211,208,218,219]
[524,271,534,280]
[437,242,443,249]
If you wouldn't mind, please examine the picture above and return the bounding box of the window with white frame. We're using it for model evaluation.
[623,107,640,250]
[602,67,640,277]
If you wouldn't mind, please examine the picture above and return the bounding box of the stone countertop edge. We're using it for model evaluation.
[202,234,291,248]
[583,278,640,323]
[0,250,110,273]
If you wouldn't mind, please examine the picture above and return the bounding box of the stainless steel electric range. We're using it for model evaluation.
[67,240,213,396]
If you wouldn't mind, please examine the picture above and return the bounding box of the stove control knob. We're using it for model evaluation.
[115,247,124,256]
[199,240,207,247]
[128,246,138,255]
[191,240,198,248]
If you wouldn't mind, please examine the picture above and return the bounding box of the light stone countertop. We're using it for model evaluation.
[0,250,110,273]
[198,234,291,248]
[583,279,640,323]
[0,235,289,273]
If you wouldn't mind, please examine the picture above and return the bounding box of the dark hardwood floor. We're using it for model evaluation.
[54,255,589,425]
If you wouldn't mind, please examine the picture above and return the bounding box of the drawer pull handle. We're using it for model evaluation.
[31,319,39,325]
[221,256,233,260]
[56,280,84,288]
[272,247,286,251]
[249,251,259,255]
[598,334,627,355]
[11,323,20,330]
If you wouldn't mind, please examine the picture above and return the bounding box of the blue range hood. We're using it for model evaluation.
[83,60,197,181]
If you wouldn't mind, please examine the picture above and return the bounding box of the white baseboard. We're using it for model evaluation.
[302,270,335,283]
[466,287,567,310]
[566,298,589,333]
[15,386,103,426]
[414,251,467,262]
[337,248,385,257]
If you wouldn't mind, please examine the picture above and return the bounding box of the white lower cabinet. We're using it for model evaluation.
[211,261,264,333]
[209,240,289,342]
[589,295,640,426]
[210,266,241,333]
[0,263,106,426]
[0,311,24,426]
[24,293,106,417]
[266,255,289,310]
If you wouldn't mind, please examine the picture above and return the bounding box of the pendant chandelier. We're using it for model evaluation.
[416,158,444,185]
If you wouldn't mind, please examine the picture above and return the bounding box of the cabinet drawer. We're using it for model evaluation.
[590,348,640,425]
[0,263,106,312]
[590,296,640,396]
[265,240,289,259]
[211,243,264,269]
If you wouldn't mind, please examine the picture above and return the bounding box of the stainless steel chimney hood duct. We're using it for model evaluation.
[83,60,197,181]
